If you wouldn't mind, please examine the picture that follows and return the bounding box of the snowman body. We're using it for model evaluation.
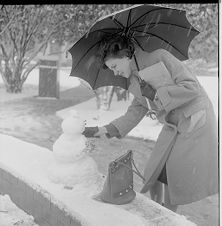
[48,111,102,192]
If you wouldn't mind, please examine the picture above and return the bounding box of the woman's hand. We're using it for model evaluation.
[140,80,156,101]
[94,126,108,138]
[82,126,99,138]
[82,126,108,138]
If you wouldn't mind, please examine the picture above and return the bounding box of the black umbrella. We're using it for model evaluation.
[68,4,199,90]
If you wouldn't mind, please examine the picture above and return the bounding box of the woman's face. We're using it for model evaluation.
[105,56,131,78]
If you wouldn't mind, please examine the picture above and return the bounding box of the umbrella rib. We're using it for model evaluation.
[88,28,123,40]
[130,8,149,29]
[100,30,122,35]
[126,9,132,28]
[69,28,122,52]
[132,37,145,51]
[87,27,122,35]
[131,22,199,33]
[111,17,124,29]
[134,31,186,57]
[92,69,100,89]
[129,7,184,28]
[73,41,101,70]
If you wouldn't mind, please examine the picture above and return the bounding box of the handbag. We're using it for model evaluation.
[100,150,145,205]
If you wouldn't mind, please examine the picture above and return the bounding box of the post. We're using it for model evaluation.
[39,59,59,99]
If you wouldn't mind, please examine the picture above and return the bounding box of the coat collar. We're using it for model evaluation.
[128,49,147,108]
[128,74,148,109]
[127,49,156,110]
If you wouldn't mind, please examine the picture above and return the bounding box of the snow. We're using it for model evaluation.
[0,134,150,226]
[53,111,88,163]
[47,111,103,191]
[0,72,217,225]
[0,132,197,226]
[0,122,199,226]
[0,195,38,226]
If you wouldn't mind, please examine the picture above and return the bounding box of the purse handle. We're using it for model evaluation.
[118,158,146,183]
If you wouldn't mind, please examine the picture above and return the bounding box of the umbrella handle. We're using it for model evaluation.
[133,55,147,85]
[133,55,140,71]
[133,54,145,85]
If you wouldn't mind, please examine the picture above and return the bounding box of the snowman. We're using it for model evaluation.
[47,110,103,195]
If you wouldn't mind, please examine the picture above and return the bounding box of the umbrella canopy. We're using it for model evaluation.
[69,4,199,90]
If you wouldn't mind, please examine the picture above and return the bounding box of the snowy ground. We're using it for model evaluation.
[0,126,198,226]
[0,66,219,225]
[0,195,38,226]
[0,67,81,103]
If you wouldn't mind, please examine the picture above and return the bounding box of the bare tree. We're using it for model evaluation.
[0,5,72,93]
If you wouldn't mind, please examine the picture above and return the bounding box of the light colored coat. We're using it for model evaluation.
[110,48,218,205]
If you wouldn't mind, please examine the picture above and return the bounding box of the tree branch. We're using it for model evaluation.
[0,17,13,37]
[0,10,23,36]
[7,28,18,53]
[0,43,9,60]
[21,61,40,83]
[26,8,43,42]
[25,21,59,62]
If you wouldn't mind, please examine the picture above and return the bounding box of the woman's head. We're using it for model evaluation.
[97,35,135,78]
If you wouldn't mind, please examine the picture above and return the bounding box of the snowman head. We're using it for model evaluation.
[61,110,86,135]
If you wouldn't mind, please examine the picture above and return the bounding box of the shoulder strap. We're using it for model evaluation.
[131,158,146,182]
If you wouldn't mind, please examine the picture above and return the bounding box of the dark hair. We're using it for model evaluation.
[96,35,135,69]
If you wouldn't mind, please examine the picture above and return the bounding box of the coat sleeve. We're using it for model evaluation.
[149,49,201,113]
[107,97,148,138]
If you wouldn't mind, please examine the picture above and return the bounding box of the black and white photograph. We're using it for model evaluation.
[0,3,219,226]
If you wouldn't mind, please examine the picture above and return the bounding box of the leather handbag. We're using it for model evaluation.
[100,150,145,205]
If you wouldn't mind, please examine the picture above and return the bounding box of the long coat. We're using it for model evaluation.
[109,48,218,205]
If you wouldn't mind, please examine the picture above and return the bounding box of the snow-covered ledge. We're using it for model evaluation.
[0,134,197,226]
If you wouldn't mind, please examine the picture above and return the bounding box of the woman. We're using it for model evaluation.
[82,35,218,211]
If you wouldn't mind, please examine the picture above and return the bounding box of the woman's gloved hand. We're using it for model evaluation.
[82,126,108,138]
[140,80,156,101]
[94,127,109,138]
[82,126,99,138]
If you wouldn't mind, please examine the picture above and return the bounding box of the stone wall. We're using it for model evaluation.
[0,167,82,226]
